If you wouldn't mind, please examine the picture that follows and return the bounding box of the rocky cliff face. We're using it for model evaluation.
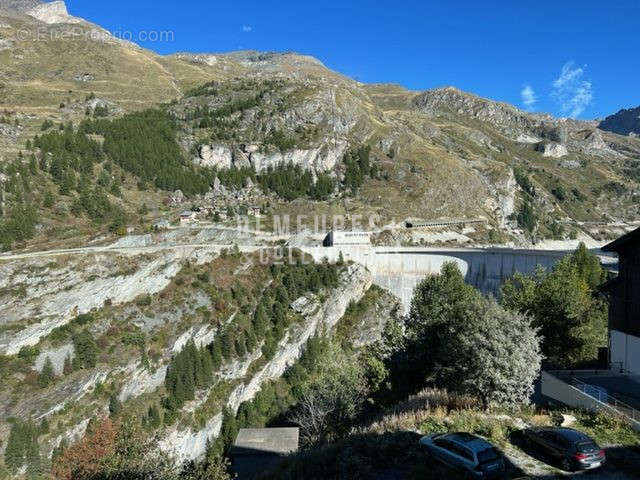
[197,141,349,174]
[26,0,80,24]
[0,245,379,474]
[0,247,220,355]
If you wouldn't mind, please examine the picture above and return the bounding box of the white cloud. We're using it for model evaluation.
[521,85,537,109]
[551,61,593,118]
[241,25,252,32]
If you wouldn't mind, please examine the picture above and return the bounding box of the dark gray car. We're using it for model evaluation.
[522,427,605,471]
[420,432,506,479]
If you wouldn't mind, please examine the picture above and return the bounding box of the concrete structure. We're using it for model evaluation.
[232,428,299,479]
[602,228,640,375]
[541,371,640,431]
[304,245,568,312]
[405,218,486,228]
[323,230,372,247]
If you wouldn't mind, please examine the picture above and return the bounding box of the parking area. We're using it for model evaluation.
[503,441,640,479]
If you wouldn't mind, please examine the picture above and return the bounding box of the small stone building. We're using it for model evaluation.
[231,428,299,479]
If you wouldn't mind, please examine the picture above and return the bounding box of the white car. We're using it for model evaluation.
[420,432,506,479]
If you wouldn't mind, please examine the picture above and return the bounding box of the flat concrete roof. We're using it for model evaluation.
[232,428,299,456]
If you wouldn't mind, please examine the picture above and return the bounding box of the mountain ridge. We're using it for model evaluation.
[599,106,640,136]
[1,2,640,251]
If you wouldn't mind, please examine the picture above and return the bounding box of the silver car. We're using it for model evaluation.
[420,432,506,479]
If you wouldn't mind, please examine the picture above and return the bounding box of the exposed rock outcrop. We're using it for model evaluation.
[34,344,74,375]
[250,141,347,173]
[0,122,22,140]
[73,72,95,82]
[0,248,220,355]
[536,142,568,158]
[197,144,233,169]
[118,364,168,402]
[197,140,348,174]
[26,0,80,24]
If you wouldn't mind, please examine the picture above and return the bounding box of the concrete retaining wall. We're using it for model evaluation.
[541,371,640,432]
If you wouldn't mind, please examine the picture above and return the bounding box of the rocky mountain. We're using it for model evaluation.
[599,106,640,137]
[1,3,639,478]
[0,2,639,250]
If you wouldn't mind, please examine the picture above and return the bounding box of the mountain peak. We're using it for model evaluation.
[599,106,640,136]
[26,0,77,24]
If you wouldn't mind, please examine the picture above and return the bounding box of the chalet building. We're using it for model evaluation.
[602,228,640,375]
[179,210,197,225]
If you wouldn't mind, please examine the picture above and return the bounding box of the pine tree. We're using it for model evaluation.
[4,421,40,473]
[173,374,186,406]
[51,438,68,462]
[220,407,238,453]
[246,329,258,353]
[38,356,55,388]
[73,329,98,368]
[276,285,289,305]
[253,304,269,338]
[4,422,24,471]
[183,366,195,402]
[221,330,235,360]
[186,340,204,388]
[71,356,81,371]
[39,418,49,434]
[235,333,247,357]
[148,404,162,429]
[272,302,288,329]
[200,348,214,385]
[210,341,222,370]
[109,393,122,416]
[43,189,56,208]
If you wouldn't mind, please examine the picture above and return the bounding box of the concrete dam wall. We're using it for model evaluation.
[301,246,568,312]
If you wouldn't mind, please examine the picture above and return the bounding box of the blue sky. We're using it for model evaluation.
[65,0,640,119]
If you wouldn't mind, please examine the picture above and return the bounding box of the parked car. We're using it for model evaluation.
[420,432,506,479]
[522,427,605,471]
